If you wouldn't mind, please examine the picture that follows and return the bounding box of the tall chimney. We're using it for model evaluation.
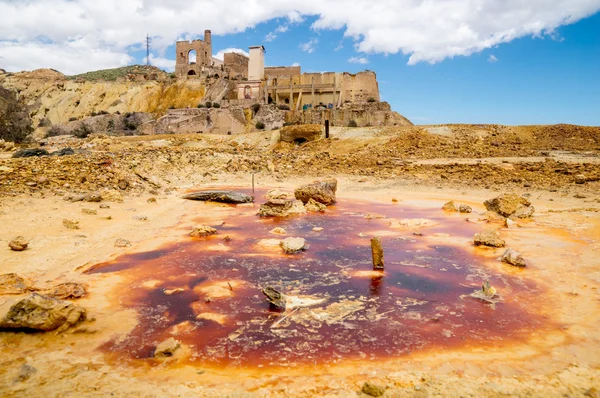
[204,30,212,45]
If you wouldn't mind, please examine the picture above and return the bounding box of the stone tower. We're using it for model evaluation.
[175,30,213,78]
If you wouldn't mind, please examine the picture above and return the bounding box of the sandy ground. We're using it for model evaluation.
[1,169,599,397]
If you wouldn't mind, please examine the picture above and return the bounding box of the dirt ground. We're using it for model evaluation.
[1,124,599,397]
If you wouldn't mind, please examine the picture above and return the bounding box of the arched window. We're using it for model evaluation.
[188,50,197,65]
[244,85,252,99]
[188,70,196,76]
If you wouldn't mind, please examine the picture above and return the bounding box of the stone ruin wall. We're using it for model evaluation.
[175,31,213,78]
[224,53,249,79]
[265,66,301,78]
[340,71,380,103]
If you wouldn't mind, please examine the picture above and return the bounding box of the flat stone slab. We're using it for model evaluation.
[183,190,253,204]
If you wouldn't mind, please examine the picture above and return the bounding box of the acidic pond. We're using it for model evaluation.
[87,190,552,368]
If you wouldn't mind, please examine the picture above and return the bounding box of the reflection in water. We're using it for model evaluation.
[88,192,550,368]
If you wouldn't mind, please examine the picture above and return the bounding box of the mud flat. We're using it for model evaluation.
[1,174,599,397]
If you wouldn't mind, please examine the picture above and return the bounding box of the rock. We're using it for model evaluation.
[99,204,111,209]
[442,201,458,212]
[83,192,102,202]
[294,178,337,206]
[484,194,533,218]
[63,219,80,229]
[281,237,306,254]
[389,218,437,228]
[306,198,327,212]
[50,147,75,156]
[265,189,293,200]
[0,293,86,332]
[8,236,29,251]
[512,204,535,219]
[361,382,386,397]
[14,363,37,382]
[190,225,217,237]
[280,124,323,143]
[12,148,49,158]
[118,179,129,190]
[270,227,286,235]
[0,273,30,295]
[133,215,148,221]
[262,286,287,310]
[481,211,507,223]
[575,174,587,184]
[154,337,181,357]
[183,190,253,204]
[81,208,97,215]
[459,205,472,213]
[505,218,518,228]
[45,282,87,299]
[474,229,505,248]
[258,199,307,217]
[501,248,526,267]
[312,227,324,232]
[114,238,131,247]
[101,189,123,202]
[147,197,157,203]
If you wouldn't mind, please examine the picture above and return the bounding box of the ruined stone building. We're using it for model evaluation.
[175,29,380,110]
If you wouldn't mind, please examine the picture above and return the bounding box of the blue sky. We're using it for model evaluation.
[1,1,599,126]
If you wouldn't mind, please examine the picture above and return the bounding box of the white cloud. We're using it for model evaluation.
[299,38,318,54]
[146,55,175,71]
[0,40,132,75]
[0,0,598,73]
[212,48,249,62]
[348,56,369,64]
[265,32,277,42]
[291,62,300,67]
[488,54,498,63]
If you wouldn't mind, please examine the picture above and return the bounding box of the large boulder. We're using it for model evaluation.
[294,178,337,206]
[484,194,534,218]
[0,293,86,332]
[280,124,323,144]
[501,248,526,267]
[183,190,254,204]
[259,199,306,217]
[281,237,306,254]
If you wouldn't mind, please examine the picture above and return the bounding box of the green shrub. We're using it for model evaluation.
[348,120,358,127]
[197,104,205,108]
[205,101,212,108]
[255,121,265,130]
[68,117,78,122]
[367,97,376,103]
[73,124,92,138]
[46,125,67,137]
[251,103,261,114]
[212,102,221,108]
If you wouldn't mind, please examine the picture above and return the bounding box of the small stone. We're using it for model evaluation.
[114,238,131,247]
[83,192,102,202]
[442,201,458,212]
[9,236,29,251]
[484,194,533,218]
[223,235,232,242]
[294,178,337,205]
[512,204,535,219]
[82,208,97,215]
[281,237,306,254]
[45,282,87,299]
[391,198,398,203]
[190,225,217,237]
[459,205,472,213]
[505,218,518,228]
[118,179,129,190]
[63,219,80,229]
[102,216,113,220]
[133,215,148,221]
[14,364,37,382]
[154,337,181,358]
[259,199,306,217]
[501,248,526,267]
[270,227,287,235]
[361,381,386,397]
[99,204,110,209]
[575,174,586,184]
[474,229,505,248]
[305,198,327,212]
[147,197,157,203]
[312,227,324,232]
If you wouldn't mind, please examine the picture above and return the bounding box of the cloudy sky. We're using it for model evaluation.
[1,0,599,125]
